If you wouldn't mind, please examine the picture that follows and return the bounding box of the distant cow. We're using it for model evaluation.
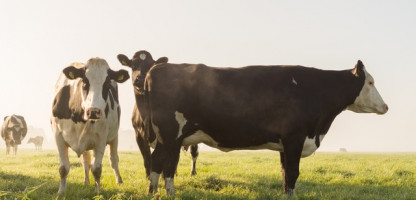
[51,58,129,194]
[28,136,44,150]
[118,51,199,177]
[1,115,27,155]
[142,60,388,195]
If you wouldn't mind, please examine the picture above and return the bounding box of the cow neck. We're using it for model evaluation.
[309,69,365,137]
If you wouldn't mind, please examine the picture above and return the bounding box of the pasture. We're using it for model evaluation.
[0,150,415,200]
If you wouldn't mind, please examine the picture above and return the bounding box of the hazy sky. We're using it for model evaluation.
[1,1,415,152]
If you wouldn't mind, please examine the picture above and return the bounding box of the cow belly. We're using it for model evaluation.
[182,130,284,152]
[301,135,325,158]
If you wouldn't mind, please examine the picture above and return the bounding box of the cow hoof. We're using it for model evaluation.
[117,178,123,184]
[190,171,197,176]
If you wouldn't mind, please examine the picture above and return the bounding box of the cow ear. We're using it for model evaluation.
[63,66,85,80]
[117,54,132,67]
[155,57,168,64]
[4,116,8,121]
[352,60,365,77]
[110,69,130,83]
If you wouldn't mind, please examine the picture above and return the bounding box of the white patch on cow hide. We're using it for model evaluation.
[182,130,219,148]
[182,130,284,152]
[165,177,175,195]
[149,172,160,192]
[82,58,110,118]
[292,77,298,85]
[152,122,163,144]
[347,68,388,114]
[175,111,187,139]
[301,135,325,158]
[139,53,146,60]
[12,115,24,128]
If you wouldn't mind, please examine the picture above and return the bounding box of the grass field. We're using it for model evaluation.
[0,149,415,200]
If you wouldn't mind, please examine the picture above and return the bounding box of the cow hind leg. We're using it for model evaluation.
[108,138,123,184]
[190,144,199,176]
[148,142,163,194]
[82,151,92,185]
[162,143,182,196]
[6,144,10,155]
[13,145,18,156]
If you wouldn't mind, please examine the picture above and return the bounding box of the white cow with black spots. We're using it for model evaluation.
[51,58,129,194]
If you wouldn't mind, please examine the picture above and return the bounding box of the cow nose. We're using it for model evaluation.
[384,104,389,112]
[87,108,102,120]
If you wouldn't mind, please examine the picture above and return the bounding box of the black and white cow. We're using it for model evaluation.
[51,58,129,194]
[1,115,27,155]
[28,136,44,150]
[142,60,388,195]
[117,50,199,177]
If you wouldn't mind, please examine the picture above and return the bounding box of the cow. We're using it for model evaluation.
[28,136,44,150]
[141,60,388,195]
[1,115,27,155]
[50,58,129,194]
[117,50,199,177]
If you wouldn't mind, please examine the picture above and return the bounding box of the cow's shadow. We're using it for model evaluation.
[173,173,415,200]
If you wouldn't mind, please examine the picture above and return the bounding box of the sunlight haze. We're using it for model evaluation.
[0,1,415,152]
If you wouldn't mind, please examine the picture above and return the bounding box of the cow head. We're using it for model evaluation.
[118,50,168,94]
[347,60,388,114]
[3,115,25,145]
[63,58,129,121]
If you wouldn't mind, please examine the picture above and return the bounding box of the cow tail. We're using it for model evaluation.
[143,78,156,144]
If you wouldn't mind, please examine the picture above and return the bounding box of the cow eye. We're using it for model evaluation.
[369,81,374,86]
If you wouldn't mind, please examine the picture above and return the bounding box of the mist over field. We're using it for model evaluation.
[1,1,415,153]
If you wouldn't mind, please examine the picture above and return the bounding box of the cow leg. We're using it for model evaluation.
[162,143,181,196]
[135,128,152,178]
[92,144,106,194]
[148,142,163,194]
[13,145,17,156]
[281,138,303,196]
[82,151,91,185]
[190,144,199,176]
[6,144,10,155]
[56,135,70,194]
[108,138,123,184]
[280,152,287,192]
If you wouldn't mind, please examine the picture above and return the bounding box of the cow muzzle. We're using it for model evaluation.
[86,108,102,120]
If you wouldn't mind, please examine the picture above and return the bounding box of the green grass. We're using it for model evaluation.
[0,150,415,199]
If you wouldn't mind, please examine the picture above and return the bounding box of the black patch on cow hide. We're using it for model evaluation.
[52,83,86,123]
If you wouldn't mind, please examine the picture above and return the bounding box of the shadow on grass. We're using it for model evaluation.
[171,173,416,200]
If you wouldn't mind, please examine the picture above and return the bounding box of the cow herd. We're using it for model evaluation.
[2,50,388,196]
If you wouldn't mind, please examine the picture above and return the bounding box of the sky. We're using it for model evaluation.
[0,1,415,152]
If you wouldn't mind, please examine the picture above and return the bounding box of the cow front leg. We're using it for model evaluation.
[92,145,106,194]
[108,138,123,184]
[135,128,152,178]
[56,135,70,194]
[82,151,91,185]
[280,151,287,192]
[281,139,303,196]
[190,144,199,176]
